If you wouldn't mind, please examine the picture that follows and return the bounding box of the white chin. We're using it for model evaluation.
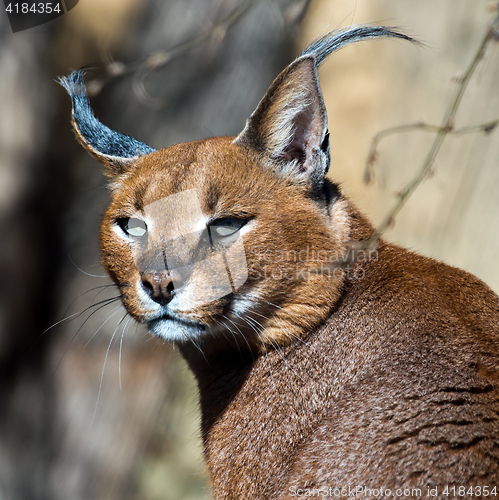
[148,317,206,343]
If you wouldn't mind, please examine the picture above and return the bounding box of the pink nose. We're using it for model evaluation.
[141,270,174,305]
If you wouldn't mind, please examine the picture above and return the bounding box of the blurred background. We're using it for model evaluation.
[0,1,498,499]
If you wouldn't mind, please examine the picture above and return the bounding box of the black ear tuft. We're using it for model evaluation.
[58,70,156,176]
[299,25,416,67]
[235,26,417,198]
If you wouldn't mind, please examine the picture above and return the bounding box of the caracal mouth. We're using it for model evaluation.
[147,313,207,342]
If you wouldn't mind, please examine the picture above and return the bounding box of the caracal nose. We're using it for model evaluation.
[141,270,175,305]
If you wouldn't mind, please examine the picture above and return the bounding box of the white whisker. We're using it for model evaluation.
[119,315,133,391]
[245,315,306,384]
[84,305,123,348]
[92,313,128,424]
[68,254,108,278]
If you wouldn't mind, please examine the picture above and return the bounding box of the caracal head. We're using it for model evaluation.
[59,27,414,351]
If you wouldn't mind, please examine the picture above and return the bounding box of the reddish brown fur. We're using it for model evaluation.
[98,135,499,497]
[188,230,499,498]
[101,137,348,351]
[63,27,499,499]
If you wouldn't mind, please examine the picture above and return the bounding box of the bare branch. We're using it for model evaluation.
[86,0,306,97]
[364,119,499,184]
[359,11,499,254]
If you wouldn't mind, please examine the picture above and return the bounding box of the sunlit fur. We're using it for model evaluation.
[61,25,499,499]
[99,138,350,351]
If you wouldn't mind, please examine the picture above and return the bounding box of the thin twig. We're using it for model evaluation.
[359,12,499,252]
[364,119,499,184]
[86,0,265,97]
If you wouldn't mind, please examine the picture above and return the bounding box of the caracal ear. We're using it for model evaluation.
[58,70,156,178]
[235,56,329,196]
[235,26,416,196]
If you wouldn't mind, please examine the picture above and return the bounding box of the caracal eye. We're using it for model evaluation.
[118,217,147,238]
[209,218,247,238]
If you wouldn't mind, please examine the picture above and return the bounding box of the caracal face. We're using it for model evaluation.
[100,137,346,347]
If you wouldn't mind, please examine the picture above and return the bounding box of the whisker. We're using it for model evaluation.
[219,316,254,360]
[42,294,121,337]
[119,315,133,391]
[214,318,244,359]
[258,330,306,384]
[259,298,312,320]
[92,312,128,424]
[57,283,116,326]
[72,298,123,345]
[67,254,108,278]
[50,298,123,382]
[231,312,274,384]
[252,300,330,359]
[251,307,322,355]
[241,314,307,384]
[189,334,210,365]
[83,304,124,348]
